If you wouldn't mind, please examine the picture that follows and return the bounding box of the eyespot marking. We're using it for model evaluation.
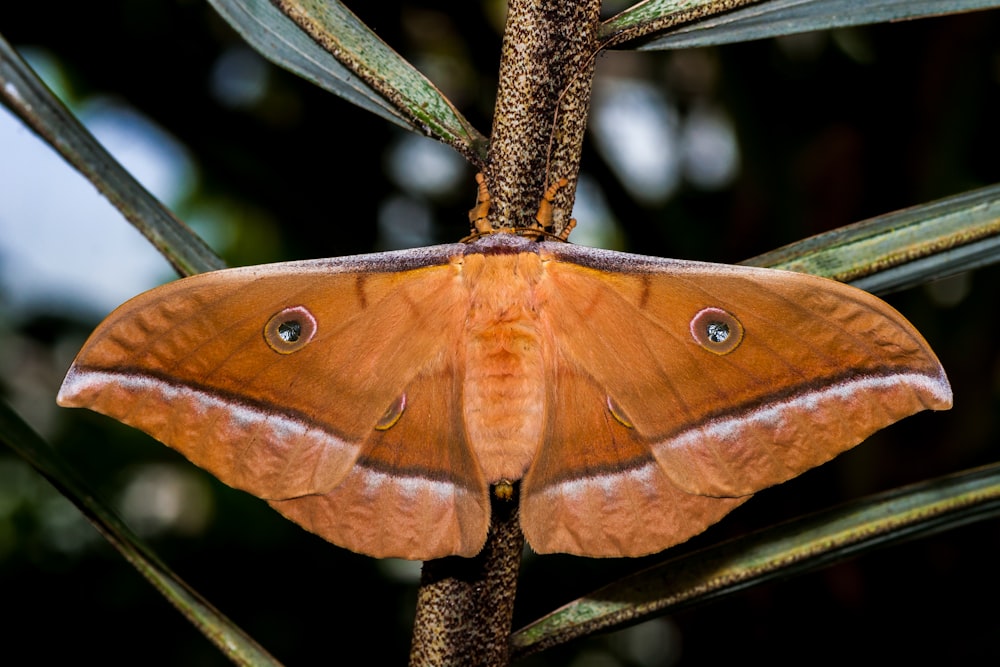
[264,306,317,354]
[607,396,634,429]
[690,307,743,355]
[375,394,407,431]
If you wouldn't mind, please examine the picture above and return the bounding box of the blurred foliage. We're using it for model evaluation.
[1,1,999,665]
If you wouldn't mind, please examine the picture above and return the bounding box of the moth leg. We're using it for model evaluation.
[556,217,577,241]
[468,172,493,235]
[535,177,577,241]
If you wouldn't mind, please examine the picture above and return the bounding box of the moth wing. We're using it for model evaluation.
[58,246,490,558]
[538,243,951,500]
[270,360,490,559]
[520,363,747,557]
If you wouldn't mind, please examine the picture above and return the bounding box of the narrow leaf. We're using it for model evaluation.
[0,400,282,667]
[0,33,223,278]
[208,0,488,164]
[742,183,1000,294]
[601,0,1000,50]
[511,462,1000,658]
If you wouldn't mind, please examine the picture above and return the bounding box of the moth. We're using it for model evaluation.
[58,177,951,560]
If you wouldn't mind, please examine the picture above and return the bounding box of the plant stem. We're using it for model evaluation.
[409,2,601,663]
[485,0,601,236]
[408,495,523,666]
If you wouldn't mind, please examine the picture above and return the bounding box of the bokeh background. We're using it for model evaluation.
[1,1,999,664]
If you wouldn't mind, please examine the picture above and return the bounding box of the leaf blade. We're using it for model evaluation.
[0,33,223,277]
[741,183,1000,293]
[0,399,283,667]
[511,462,1000,657]
[208,0,488,163]
[602,0,1000,50]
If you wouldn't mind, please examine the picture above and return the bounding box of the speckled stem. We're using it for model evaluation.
[408,495,524,667]
[409,4,600,663]
[485,0,602,237]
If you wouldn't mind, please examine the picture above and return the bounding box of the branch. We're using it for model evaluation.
[484,0,602,236]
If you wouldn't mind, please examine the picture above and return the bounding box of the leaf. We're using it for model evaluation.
[601,0,1000,50]
[0,399,283,667]
[0,33,223,277]
[511,461,1000,658]
[742,183,1000,294]
[208,0,488,164]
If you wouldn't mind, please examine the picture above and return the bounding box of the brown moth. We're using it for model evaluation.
[58,179,951,560]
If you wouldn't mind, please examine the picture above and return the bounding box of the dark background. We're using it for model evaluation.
[1,1,999,665]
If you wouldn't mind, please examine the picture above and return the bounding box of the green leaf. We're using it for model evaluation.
[742,183,1000,294]
[601,0,1000,50]
[0,399,282,667]
[511,462,1000,658]
[0,33,223,278]
[208,0,488,164]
